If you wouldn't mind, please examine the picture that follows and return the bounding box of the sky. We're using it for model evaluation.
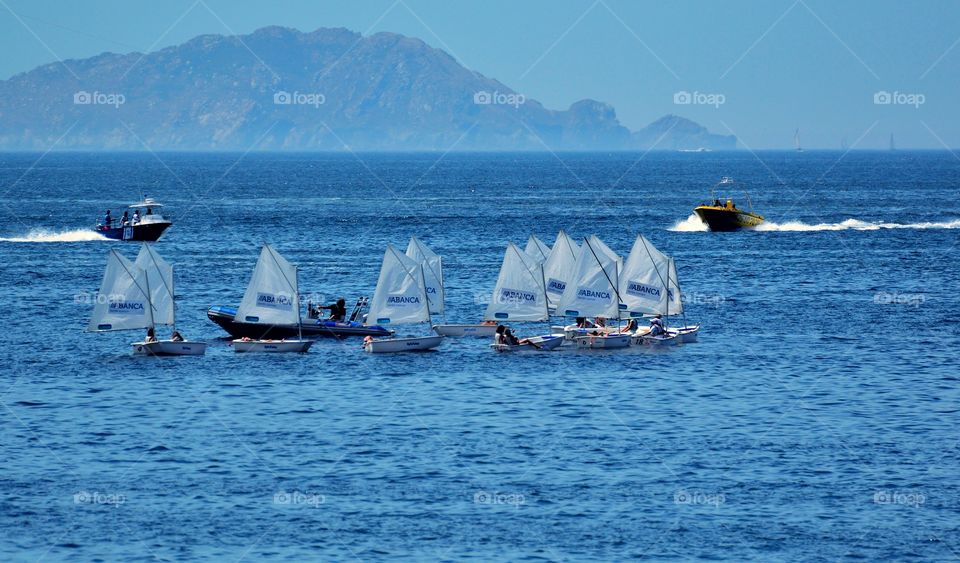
[1,0,958,149]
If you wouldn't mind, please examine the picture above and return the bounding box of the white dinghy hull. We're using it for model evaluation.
[574,334,631,349]
[233,339,314,353]
[633,333,681,347]
[672,324,700,343]
[365,334,444,353]
[132,340,207,356]
[433,324,498,337]
[490,334,565,352]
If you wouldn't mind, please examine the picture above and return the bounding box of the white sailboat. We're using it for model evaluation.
[88,247,206,356]
[132,244,207,355]
[232,245,313,353]
[364,245,444,353]
[556,236,631,349]
[619,234,697,346]
[524,234,551,264]
[485,242,564,352]
[794,128,804,152]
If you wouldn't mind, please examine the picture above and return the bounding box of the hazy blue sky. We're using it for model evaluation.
[1,0,958,148]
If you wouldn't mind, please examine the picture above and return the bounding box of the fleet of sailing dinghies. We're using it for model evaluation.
[232,244,314,353]
[86,232,699,357]
[87,244,207,355]
[363,244,444,353]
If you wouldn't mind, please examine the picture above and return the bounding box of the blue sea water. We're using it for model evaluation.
[0,151,958,561]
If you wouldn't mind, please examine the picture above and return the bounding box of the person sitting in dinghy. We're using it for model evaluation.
[648,317,665,337]
[145,327,158,343]
[171,331,184,342]
[618,319,639,334]
[318,298,347,322]
[575,317,596,329]
[495,325,521,346]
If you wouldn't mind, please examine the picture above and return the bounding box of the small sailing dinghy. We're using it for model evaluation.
[556,235,631,349]
[88,246,206,356]
[232,245,313,353]
[542,230,580,312]
[408,236,496,338]
[618,235,693,346]
[485,242,564,352]
[364,245,444,353]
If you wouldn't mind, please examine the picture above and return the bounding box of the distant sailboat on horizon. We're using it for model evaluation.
[890,133,896,152]
[794,129,804,152]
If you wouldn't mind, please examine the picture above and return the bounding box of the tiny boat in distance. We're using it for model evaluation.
[95,198,173,241]
[693,177,764,232]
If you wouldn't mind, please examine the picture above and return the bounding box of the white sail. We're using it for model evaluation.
[88,250,152,332]
[368,245,431,326]
[134,244,175,327]
[542,230,581,309]
[667,257,684,316]
[405,237,444,315]
[556,235,621,319]
[235,245,301,326]
[524,234,551,263]
[484,242,548,322]
[619,234,673,317]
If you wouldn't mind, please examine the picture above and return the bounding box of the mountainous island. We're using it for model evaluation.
[0,26,736,151]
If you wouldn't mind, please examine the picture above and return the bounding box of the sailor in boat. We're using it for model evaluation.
[495,325,531,346]
[316,298,347,321]
[132,209,142,225]
[594,317,607,328]
[171,331,184,342]
[575,317,596,329]
[617,319,639,334]
[726,199,736,210]
[102,210,112,230]
[648,316,665,337]
[146,207,153,216]
[120,211,130,227]
[145,327,158,343]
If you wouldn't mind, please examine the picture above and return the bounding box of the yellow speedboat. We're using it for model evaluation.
[693,177,764,232]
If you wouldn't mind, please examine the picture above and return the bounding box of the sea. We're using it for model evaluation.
[0,151,957,561]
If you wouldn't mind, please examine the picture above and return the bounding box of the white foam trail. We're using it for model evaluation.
[756,218,960,232]
[668,213,709,232]
[669,214,960,233]
[0,228,108,243]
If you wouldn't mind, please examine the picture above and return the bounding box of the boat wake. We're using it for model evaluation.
[669,214,960,233]
[756,218,960,232]
[0,228,107,243]
[668,214,709,232]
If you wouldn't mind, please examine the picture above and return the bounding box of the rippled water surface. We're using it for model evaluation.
[1,151,958,561]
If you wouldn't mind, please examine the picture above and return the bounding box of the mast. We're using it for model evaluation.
[438,254,445,323]
[296,266,303,341]
[420,263,432,322]
[171,263,177,335]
